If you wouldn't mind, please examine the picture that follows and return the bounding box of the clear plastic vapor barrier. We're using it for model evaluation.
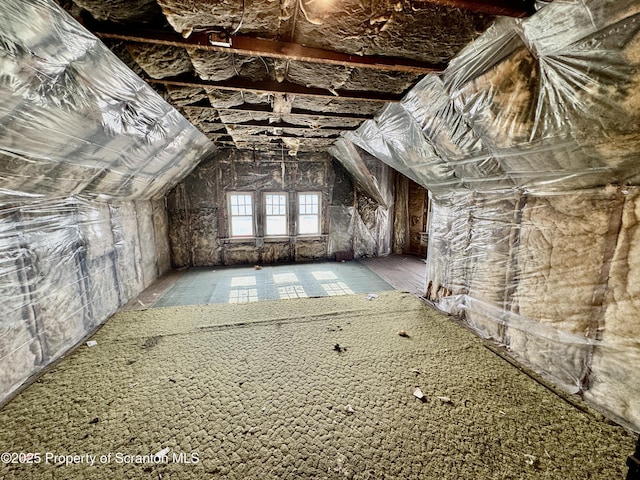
[0,0,212,402]
[348,0,640,432]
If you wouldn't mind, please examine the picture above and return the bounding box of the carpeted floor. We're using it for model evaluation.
[0,291,635,479]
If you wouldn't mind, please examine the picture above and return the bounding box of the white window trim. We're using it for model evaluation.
[228,192,255,238]
[263,192,289,237]
[297,192,321,236]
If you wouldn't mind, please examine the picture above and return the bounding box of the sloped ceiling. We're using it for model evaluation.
[0,0,215,204]
[348,2,640,195]
[56,0,532,155]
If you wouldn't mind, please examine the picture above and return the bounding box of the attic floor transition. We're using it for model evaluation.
[0,289,634,480]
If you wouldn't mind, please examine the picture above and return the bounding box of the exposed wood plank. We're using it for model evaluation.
[227,129,341,140]
[233,142,334,152]
[150,75,401,102]
[221,119,355,131]
[203,133,233,139]
[411,0,535,17]
[200,104,372,121]
[228,134,336,143]
[359,255,427,296]
[94,27,445,74]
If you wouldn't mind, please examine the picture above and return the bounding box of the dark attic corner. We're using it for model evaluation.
[1,0,640,478]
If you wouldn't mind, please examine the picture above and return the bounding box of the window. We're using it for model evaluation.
[228,193,254,237]
[264,193,288,236]
[298,192,321,235]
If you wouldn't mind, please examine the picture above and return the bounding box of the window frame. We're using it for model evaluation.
[263,191,289,237]
[297,192,322,236]
[227,192,255,238]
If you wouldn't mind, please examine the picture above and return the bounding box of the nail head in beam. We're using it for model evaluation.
[410,0,536,17]
[94,28,445,74]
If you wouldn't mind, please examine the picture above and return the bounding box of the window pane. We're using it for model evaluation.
[231,215,253,236]
[298,193,320,235]
[265,193,287,235]
[266,194,286,214]
[266,216,287,236]
[299,194,319,214]
[229,194,253,237]
[299,214,319,235]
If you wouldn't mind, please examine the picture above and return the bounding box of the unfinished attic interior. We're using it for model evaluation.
[2,0,640,477]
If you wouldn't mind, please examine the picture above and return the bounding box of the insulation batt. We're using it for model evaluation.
[293,0,491,63]
[586,188,640,429]
[126,44,193,79]
[157,0,287,38]
[509,191,617,393]
[464,193,520,342]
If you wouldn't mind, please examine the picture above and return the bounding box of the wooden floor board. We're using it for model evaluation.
[358,254,426,295]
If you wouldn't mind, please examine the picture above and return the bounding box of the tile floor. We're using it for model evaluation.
[152,261,394,307]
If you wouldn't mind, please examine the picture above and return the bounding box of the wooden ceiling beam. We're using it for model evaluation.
[186,105,373,121]
[225,121,356,131]
[94,27,444,74]
[228,130,342,140]
[410,0,536,17]
[229,135,336,144]
[150,75,401,102]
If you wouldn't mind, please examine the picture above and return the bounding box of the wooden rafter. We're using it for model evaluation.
[410,0,536,17]
[150,76,401,102]
[189,105,373,121]
[94,27,445,74]
[188,103,374,123]
[229,135,336,144]
[224,121,356,131]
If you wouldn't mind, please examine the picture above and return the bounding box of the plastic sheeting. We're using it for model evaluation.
[0,197,169,402]
[0,0,211,403]
[329,139,388,208]
[350,3,640,195]
[0,0,213,204]
[423,187,640,432]
[348,0,640,432]
[328,139,394,258]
